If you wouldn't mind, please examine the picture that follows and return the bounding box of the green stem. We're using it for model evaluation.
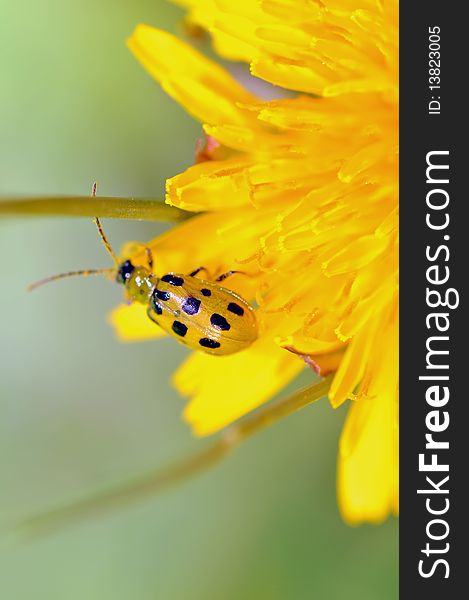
[0,196,190,221]
[16,375,333,536]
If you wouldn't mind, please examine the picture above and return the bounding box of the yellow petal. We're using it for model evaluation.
[175,0,263,63]
[251,57,329,95]
[337,312,398,523]
[127,24,257,126]
[174,339,303,435]
[328,321,376,408]
[337,387,399,525]
[322,234,389,277]
[261,0,321,22]
[108,303,166,342]
[166,158,253,211]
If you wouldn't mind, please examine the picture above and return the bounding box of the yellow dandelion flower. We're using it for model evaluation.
[113,0,398,525]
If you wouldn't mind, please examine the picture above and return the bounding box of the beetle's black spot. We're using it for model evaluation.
[116,260,135,284]
[182,297,201,315]
[150,294,163,315]
[161,274,184,286]
[210,313,231,331]
[155,289,170,301]
[227,302,244,316]
[172,321,188,337]
[201,288,211,297]
[199,337,221,349]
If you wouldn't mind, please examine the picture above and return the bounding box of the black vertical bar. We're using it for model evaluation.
[400,2,465,597]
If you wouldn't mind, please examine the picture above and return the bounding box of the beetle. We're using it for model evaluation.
[30,213,258,356]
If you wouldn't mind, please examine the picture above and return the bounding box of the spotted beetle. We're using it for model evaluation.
[115,258,258,355]
[30,207,258,356]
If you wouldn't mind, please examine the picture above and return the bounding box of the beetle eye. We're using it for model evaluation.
[116,260,135,284]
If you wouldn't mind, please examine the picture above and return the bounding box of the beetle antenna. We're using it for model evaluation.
[91,183,119,265]
[28,184,120,292]
[94,217,119,265]
[27,268,114,292]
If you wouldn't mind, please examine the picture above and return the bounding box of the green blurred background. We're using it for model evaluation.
[0,1,398,598]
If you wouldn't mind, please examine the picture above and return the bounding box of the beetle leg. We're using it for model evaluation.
[145,247,154,271]
[215,270,249,282]
[188,266,210,278]
[146,306,160,326]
